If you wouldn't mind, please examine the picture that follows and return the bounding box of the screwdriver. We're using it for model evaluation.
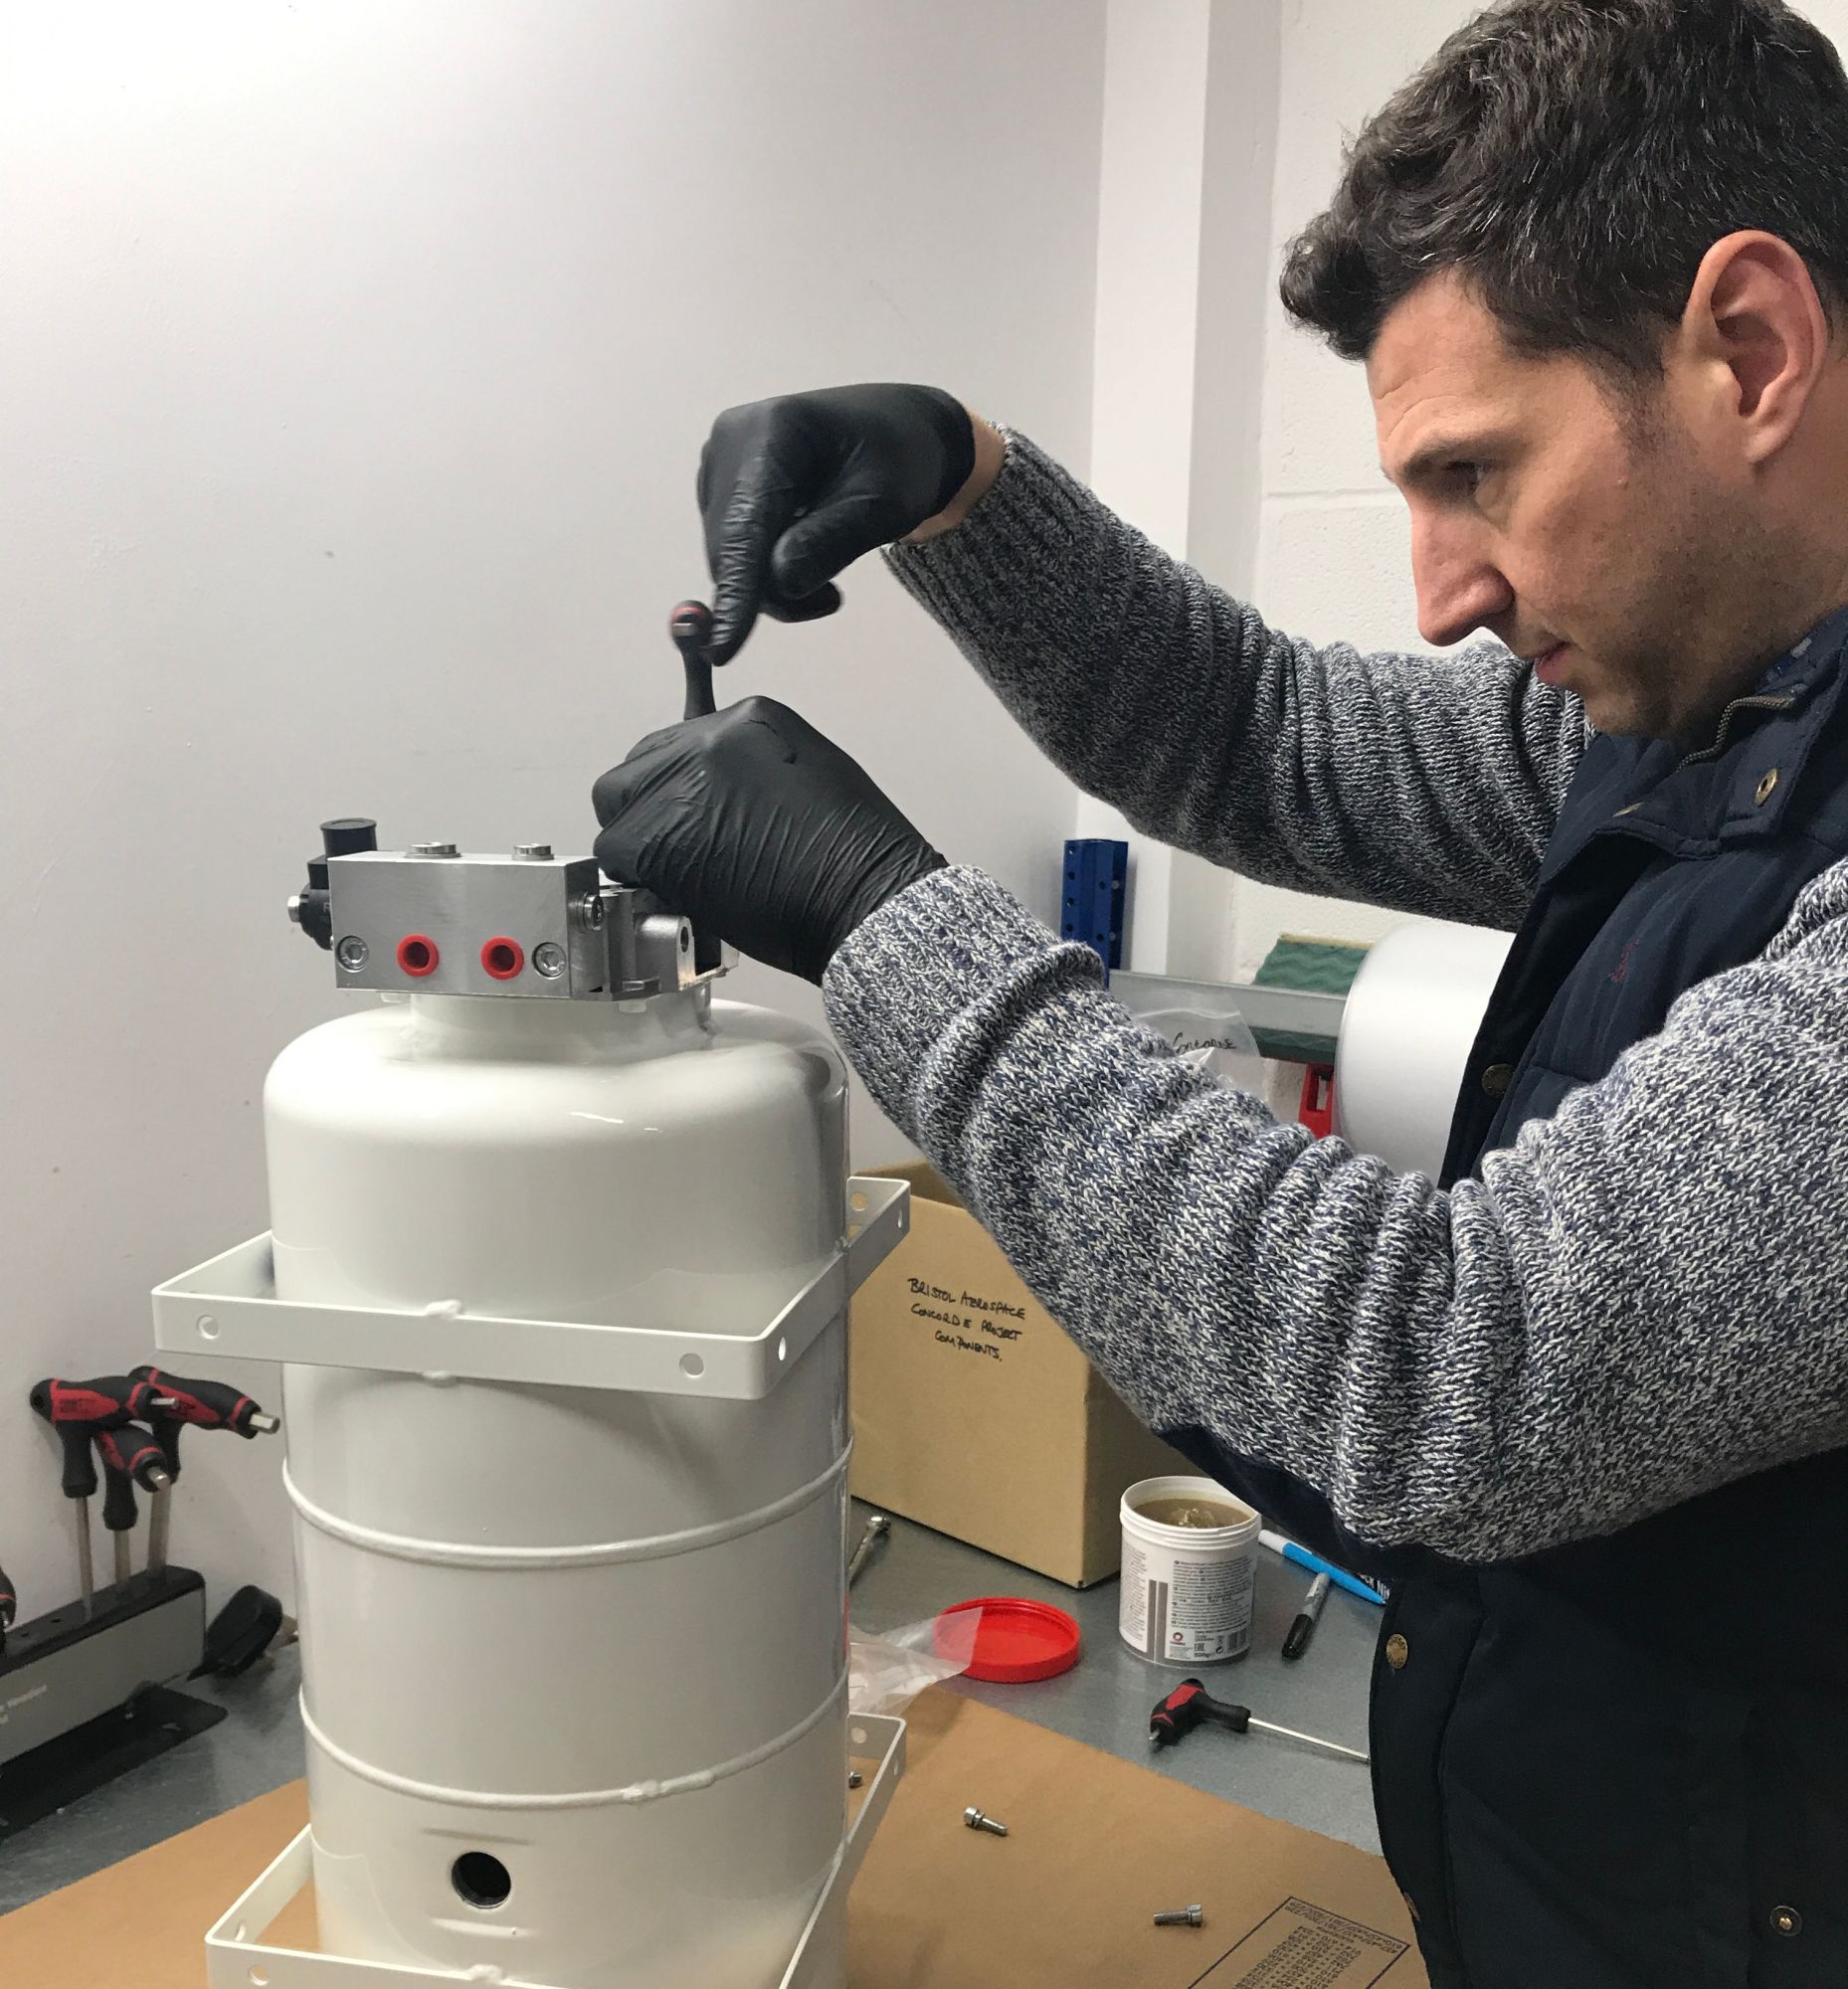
[1149,1678,1370,1765]
[93,1424,172,1586]
[668,600,717,719]
[134,1366,280,1575]
[29,1375,159,1613]
[134,1365,280,1462]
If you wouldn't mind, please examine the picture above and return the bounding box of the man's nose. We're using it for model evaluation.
[1412,523,1514,649]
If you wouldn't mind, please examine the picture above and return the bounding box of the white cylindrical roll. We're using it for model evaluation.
[1334,922,1513,1177]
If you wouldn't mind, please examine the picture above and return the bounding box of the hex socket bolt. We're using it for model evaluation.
[964,1807,1009,1837]
[1154,1906,1204,1927]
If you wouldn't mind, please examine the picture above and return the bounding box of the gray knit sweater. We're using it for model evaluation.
[821,433,1848,1564]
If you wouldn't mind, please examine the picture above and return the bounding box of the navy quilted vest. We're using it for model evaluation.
[1186,612,1848,1987]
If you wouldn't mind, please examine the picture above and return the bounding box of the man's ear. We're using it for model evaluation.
[1678,231,1830,464]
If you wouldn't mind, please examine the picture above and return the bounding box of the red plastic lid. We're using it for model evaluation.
[936,1596,1081,1684]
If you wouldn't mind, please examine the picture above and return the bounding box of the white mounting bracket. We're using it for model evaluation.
[198,1712,907,1989]
[151,1175,908,1401]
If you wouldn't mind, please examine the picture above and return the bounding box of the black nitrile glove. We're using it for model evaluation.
[698,385,975,663]
[592,698,946,985]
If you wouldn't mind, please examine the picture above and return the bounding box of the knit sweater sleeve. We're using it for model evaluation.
[824,861,1848,1564]
[885,434,1584,932]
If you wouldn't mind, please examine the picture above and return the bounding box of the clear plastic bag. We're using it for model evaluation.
[1130,1001,1266,1092]
[848,1609,981,1716]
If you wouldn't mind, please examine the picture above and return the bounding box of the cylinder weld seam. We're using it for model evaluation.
[299,1672,847,1810]
[283,1443,850,1568]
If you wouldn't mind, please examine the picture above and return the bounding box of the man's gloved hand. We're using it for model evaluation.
[698,385,976,663]
[592,698,945,986]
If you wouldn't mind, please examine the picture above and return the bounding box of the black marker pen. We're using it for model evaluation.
[1282,1571,1331,1660]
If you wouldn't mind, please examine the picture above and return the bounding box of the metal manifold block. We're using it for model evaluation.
[288,819,735,1000]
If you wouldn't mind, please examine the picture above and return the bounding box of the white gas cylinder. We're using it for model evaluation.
[266,986,851,1988]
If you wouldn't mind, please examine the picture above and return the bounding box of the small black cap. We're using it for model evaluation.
[321,817,378,858]
[200,1584,286,1677]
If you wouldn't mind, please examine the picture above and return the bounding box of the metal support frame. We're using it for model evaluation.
[198,1713,907,1989]
[151,1176,909,1401]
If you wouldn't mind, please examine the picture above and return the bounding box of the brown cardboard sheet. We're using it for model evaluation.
[1,1692,1425,1988]
[1,1780,313,1986]
[846,1692,1424,1986]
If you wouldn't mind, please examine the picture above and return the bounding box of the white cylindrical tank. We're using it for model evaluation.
[1334,921,1513,1175]
[266,986,851,1989]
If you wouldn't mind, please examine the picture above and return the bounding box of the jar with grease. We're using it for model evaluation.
[1118,1474,1261,1664]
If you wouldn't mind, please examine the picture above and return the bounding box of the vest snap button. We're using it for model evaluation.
[1770,1904,1802,1936]
[1480,1063,1514,1099]
[1386,1633,1409,1670]
[1756,768,1780,806]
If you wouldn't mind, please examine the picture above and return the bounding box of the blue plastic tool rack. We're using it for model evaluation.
[1060,838,1128,979]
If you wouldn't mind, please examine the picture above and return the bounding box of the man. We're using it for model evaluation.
[594,2,1848,1983]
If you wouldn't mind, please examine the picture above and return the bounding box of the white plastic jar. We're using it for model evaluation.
[1118,1475,1261,1665]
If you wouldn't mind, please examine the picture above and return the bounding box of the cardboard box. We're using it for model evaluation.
[849,1163,1196,1586]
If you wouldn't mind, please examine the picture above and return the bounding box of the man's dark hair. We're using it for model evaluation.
[1281,0,1848,377]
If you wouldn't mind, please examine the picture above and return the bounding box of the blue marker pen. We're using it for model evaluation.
[1260,1530,1388,1606]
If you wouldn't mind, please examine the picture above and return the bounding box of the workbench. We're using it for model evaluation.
[0,1501,1381,1921]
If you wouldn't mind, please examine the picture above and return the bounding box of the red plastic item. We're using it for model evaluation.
[936,1596,1081,1683]
[1298,1062,1336,1139]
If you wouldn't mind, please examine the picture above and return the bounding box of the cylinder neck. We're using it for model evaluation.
[404,986,713,1062]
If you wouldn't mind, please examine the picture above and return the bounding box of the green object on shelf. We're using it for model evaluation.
[1247,935,1370,1063]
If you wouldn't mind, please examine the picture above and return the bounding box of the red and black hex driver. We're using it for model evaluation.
[133,1366,280,1574]
[1149,1678,1369,1764]
[29,1374,161,1609]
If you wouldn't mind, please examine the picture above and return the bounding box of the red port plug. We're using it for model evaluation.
[480,937,525,980]
[397,935,440,977]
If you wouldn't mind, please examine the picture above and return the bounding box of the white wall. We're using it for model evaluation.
[1068,0,1465,990]
[0,0,1106,1619]
[1221,0,1490,981]
[1080,0,1279,980]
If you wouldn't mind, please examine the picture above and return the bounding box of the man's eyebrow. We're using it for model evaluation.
[1382,434,1511,488]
